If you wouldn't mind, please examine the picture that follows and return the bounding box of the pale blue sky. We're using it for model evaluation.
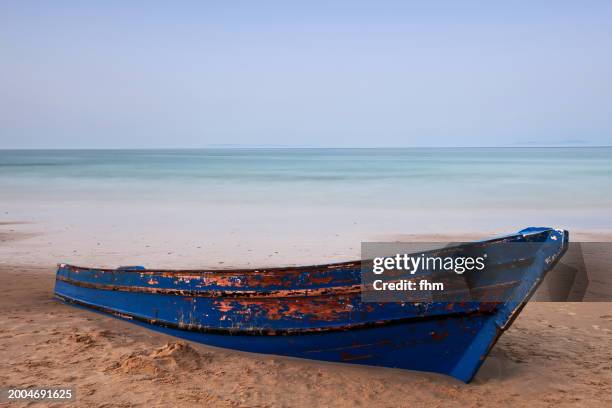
[1,1,611,148]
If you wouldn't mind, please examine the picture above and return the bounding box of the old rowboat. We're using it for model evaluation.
[54,227,567,382]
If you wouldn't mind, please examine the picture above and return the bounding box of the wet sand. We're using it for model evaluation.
[0,226,611,407]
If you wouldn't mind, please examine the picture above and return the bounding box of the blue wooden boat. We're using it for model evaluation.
[54,227,567,382]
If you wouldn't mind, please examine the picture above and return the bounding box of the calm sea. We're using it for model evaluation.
[1,147,611,231]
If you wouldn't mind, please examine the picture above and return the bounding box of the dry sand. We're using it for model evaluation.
[0,228,611,407]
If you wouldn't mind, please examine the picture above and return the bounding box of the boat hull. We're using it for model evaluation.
[54,227,568,382]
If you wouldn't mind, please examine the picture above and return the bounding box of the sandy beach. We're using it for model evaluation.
[1,224,611,407]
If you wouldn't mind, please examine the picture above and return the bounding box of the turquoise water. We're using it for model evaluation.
[1,148,611,210]
[1,147,611,233]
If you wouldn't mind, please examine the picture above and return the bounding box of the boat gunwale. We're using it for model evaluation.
[55,275,520,299]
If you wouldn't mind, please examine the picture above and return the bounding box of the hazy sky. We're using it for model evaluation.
[1,1,611,148]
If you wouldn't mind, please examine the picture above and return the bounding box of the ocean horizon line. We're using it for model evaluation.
[1,145,611,151]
